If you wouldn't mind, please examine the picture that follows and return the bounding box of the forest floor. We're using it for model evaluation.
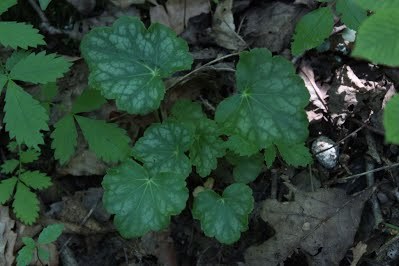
[1,0,399,265]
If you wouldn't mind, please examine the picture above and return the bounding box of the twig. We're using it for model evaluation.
[336,162,399,183]
[349,118,385,136]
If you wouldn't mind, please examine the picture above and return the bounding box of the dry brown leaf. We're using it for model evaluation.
[245,185,373,266]
[0,207,17,266]
[212,0,246,50]
[150,0,210,34]
[351,241,367,266]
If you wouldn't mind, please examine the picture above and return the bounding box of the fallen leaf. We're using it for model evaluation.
[0,206,17,266]
[245,184,373,266]
[212,0,246,50]
[150,0,210,34]
[351,241,367,266]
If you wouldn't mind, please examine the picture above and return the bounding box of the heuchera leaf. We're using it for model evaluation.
[231,153,264,184]
[215,48,309,156]
[80,16,193,114]
[0,177,17,204]
[264,145,277,168]
[12,182,40,225]
[51,114,78,164]
[71,89,106,114]
[352,9,399,67]
[0,0,17,15]
[277,143,313,167]
[291,7,334,56]
[38,224,64,244]
[9,52,71,84]
[384,95,399,144]
[102,160,188,237]
[192,184,254,244]
[4,81,49,148]
[132,121,194,177]
[75,116,131,163]
[0,22,45,49]
[336,0,367,30]
[19,171,52,190]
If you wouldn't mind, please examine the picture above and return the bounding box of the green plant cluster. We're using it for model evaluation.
[0,0,398,246]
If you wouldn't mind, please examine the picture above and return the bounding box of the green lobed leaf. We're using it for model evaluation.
[39,0,52,10]
[277,143,313,167]
[215,48,309,156]
[192,184,254,244]
[51,114,78,165]
[4,81,49,148]
[384,95,399,144]
[102,160,188,237]
[170,99,206,121]
[1,159,19,174]
[336,0,367,30]
[20,149,40,164]
[132,121,194,177]
[9,52,71,84]
[0,22,45,49]
[264,145,277,168]
[71,89,107,113]
[232,153,264,184]
[80,16,193,114]
[38,224,64,244]
[0,177,17,204]
[12,182,40,225]
[20,170,52,190]
[16,244,35,266]
[291,7,334,56]
[75,116,131,163]
[6,50,30,71]
[0,0,17,15]
[352,9,399,67]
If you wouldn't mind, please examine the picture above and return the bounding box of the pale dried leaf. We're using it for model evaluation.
[0,206,17,266]
[351,242,367,266]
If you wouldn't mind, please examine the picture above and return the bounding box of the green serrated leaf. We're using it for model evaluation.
[20,149,40,164]
[264,145,277,168]
[190,119,225,177]
[20,170,52,190]
[16,244,35,266]
[6,50,30,71]
[12,182,40,225]
[38,247,50,263]
[0,177,17,204]
[384,95,399,144]
[232,153,264,184]
[7,141,18,153]
[0,0,17,15]
[80,16,193,114]
[75,116,131,163]
[102,160,188,237]
[40,82,58,102]
[193,184,254,244]
[132,121,194,177]
[38,224,64,244]
[215,49,309,156]
[291,7,334,56]
[0,74,7,92]
[39,0,52,10]
[277,143,312,167]
[1,159,19,174]
[71,89,106,114]
[4,81,49,148]
[336,0,367,30]
[22,237,35,248]
[352,9,399,67]
[0,22,45,49]
[9,52,71,84]
[51,114,78,164]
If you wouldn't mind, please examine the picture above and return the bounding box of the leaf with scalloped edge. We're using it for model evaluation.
[215,48,309,156]
[0,177,17,204]
[232,153,264,184]
[352,9,399,67]
[1,159,19,174]
[20,149,40,164]
[277,142,312,167]
[17,238,35,266]
[12,182,40,225]
[193,184,254,244]
[19,171,52,190]
[51,114,78,165]
[0,0,17,15]
[80,16,193,114]
[4,81,49,148]
[384,95,399,144]
[102,160,188,237]
[132,121,194,177]
[264,145,277,168]
[71,89,106,114]
[0,22,45,49]
[75,116,131,163]
[291,7,334,56]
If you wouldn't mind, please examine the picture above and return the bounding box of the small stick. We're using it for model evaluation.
[336,162,399,183]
